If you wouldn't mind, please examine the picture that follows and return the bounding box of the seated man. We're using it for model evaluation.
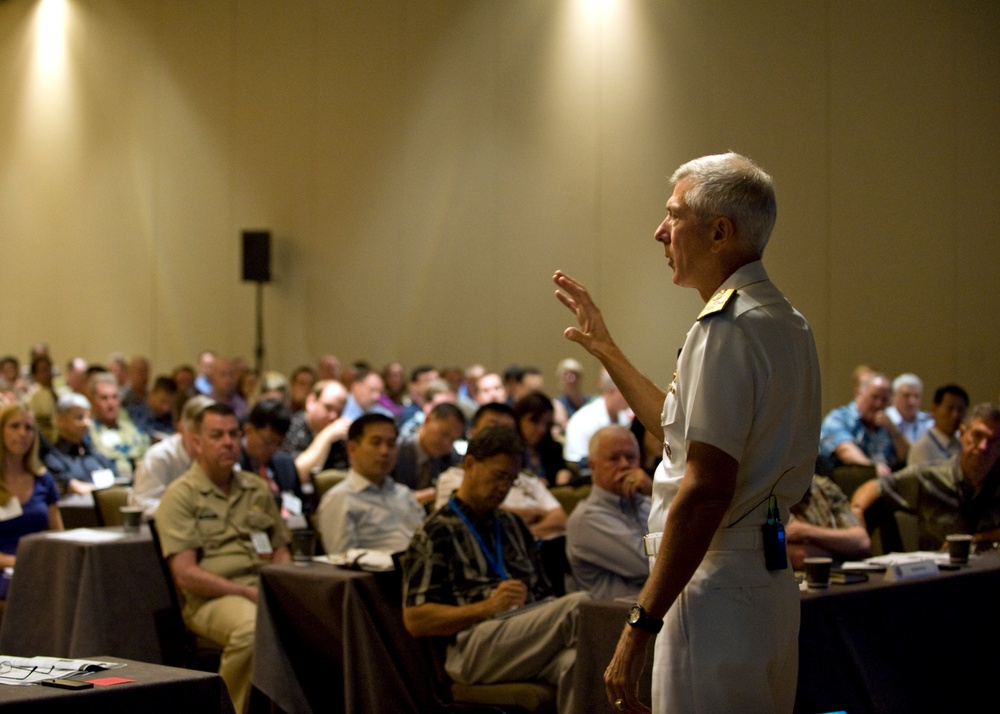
[563,369,631,468]
[207,357,249,423]
[393,402,466,505]
[819,371,906,477]
[86,372,150,481]
[566,425,651,599]
[341,366,389,420]
[786,475,871,569]
[239,399,305,522]
[284,380,351,482]
[133,395,215,516]
[402,425,588,713]
[398,378,457,440]
[908,384,969,466]
[435,403,568,540]
[43,393,119,494]
[127,375,178,440]
[885,373,934,445]
[156,403,291,714]
[315,413,424,554]
[851,402,1000,550]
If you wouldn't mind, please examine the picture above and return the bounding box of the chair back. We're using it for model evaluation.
[92,486,130,527]
[312,469,348,502]
[549,484,591,516]
[147,519,222,670]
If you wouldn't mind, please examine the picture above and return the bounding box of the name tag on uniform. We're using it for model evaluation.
[250,530,273,555]
[0,498,23,522]
[91,469,115,490]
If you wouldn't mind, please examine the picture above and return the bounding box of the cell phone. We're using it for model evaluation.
[39,678,94,690]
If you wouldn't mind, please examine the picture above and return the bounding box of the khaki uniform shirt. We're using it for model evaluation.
[156,462,291,617]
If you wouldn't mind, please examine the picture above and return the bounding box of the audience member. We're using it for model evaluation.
[194,350,216,394]
[396,365,438,426]
[240,399,304,518]
[506,366,545,405]
[402,425,588,712]
[316,354,342,382]
[287,366,317,413]
[315,413,424,554]
[86,372,150,480]
[566,425,651,599]
[0,356,28,402]
[456,363,485,419]
[283,380,351,482]
[435,403,568,540]
[818,371,905,477]
[851,402,1000,550]
[341,366,388,420]
[885,373,934,445]
[552,357,590,438]
[172,364,197,400]
[156,403,291,714]
[563,369,631,467]
[132,395,215,515]
[908,384,969,466]
[26,355,58,443]
[398,378,457,440]
[393,402,465,505]
[474,372,507,406]
[120,356,151,410]
[62,357,89,396]
[251,371,288,407]
[107,352,128,386]
[786,475,871,568]
[514,391,573,486]
[127,375,178,440]
[378,361,410,421]
[208,357,249,422]
[44,393,119,494]
[0,402,64,597]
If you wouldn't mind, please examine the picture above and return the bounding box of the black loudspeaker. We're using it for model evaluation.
[242,230,271,282]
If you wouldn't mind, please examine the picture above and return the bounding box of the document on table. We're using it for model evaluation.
[316,549,395,571]
[0,656,125,686]
[45,528,128,543]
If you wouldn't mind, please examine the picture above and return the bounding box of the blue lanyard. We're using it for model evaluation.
[448,497,508,580]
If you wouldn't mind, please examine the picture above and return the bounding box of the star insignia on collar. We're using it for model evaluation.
[697,288,736,320]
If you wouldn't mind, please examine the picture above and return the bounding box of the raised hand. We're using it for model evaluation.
[552,270,616,358]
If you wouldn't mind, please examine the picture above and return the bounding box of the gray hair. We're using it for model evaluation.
[892,373,923,393]
[670,152,777,256]
[55,393,90,413]
[966,402,1000,427]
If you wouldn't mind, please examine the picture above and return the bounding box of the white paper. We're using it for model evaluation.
[90,469,116,490]
[316,549,395,571]
[0,656,124,686]
[45,528,128,543]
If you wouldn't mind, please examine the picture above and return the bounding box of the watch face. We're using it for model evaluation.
[628,605,641,624]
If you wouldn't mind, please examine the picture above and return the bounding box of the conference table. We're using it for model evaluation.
[573,552,1000,713]
[252,561,441,714]
[254,552,1000,714]
[0,527,170,664]
[0,656,233,714]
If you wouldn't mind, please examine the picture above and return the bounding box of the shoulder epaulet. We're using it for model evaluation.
[697,288,736,320]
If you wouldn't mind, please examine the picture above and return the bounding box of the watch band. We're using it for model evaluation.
[627,604,663,634]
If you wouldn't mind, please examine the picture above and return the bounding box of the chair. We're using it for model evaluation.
[311,468,348,502]
[828,465,877,503]
[92,485,130,526]
[549,484,590,517]
[423,637,557,714]
[146,519,222,671]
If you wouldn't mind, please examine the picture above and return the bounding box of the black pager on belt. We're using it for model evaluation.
[762,494,787,571]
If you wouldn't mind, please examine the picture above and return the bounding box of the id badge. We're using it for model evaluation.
[281,492,303,517]
[91,468,115,490]
[250,530,273,555]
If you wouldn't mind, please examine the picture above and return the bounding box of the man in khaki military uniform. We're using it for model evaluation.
[157,403,291,713]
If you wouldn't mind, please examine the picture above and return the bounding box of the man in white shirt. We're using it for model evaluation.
[908,384,969,466]
[315,413,424,555]
[563,369,631,467]
[886,373,934,446]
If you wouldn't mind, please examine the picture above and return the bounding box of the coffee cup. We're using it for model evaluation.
[803,557,833,588]
[946,534,973,565]
[291,530,317,563]
[119,506,143,534]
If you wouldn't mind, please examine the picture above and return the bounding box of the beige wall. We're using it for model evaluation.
[0,0,997,412]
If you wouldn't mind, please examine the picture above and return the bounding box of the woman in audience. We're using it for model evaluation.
[514,391,573,486]
[0,402,64,597]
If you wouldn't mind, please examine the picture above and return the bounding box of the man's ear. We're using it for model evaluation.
[709,215,736,252]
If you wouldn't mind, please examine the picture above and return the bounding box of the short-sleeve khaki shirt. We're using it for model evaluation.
[156,462,292,615]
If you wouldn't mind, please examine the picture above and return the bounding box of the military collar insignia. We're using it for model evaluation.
[697,288,735,320]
